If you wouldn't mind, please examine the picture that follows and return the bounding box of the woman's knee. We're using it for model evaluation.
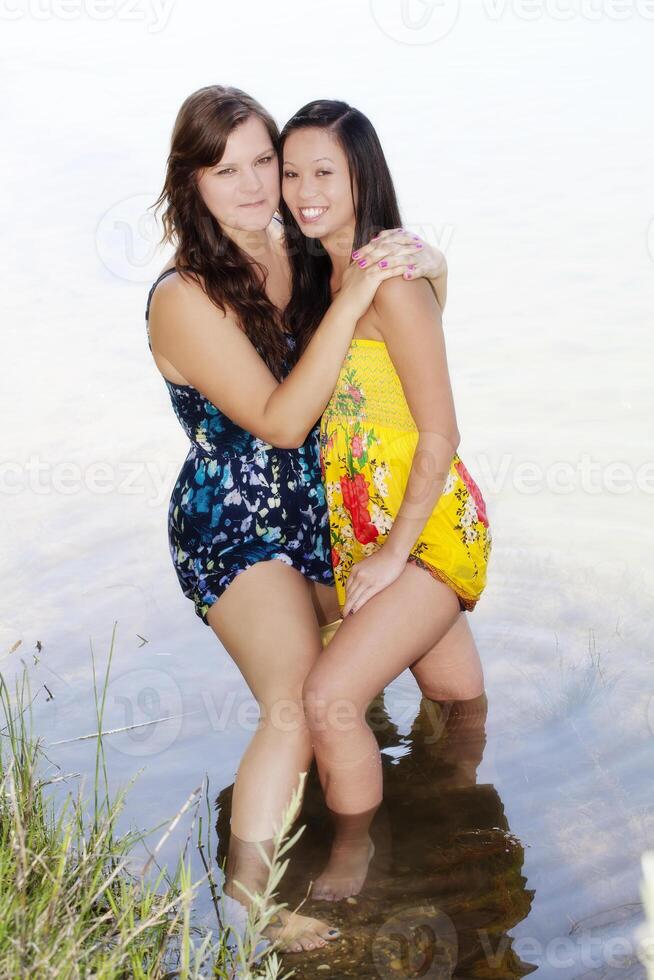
[301,671,363,744]
[301,671,325,733]
[257,688,311,738]
[416,671,485,701]
[412,636,485,701]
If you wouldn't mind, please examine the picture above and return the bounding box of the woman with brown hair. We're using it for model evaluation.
[145,84,448,952]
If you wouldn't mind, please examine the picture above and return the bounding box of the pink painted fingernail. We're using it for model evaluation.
[351,250,360,259]
[408,263,416,270]
[415,242,424,249]
[379,259,388,268]
[358,259,367,267]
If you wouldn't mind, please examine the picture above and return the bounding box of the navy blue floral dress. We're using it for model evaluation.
[145,268,334,625]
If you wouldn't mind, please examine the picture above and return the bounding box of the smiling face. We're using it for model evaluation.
[195,114,280,233]
[281,127,357,241]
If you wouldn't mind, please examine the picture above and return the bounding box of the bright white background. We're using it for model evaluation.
[1,2,653,973]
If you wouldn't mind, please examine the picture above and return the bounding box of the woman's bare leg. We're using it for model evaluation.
[409,611,485,702]
[308,581,342,630]
[302,563,461,901]
[206,559,340,951]
[311,582,484,702]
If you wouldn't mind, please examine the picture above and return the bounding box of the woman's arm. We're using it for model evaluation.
[148,261,399,449]
[377,277,459,559]
[354,229,448,311]
[341,277,459,616]
[425,254,447,312]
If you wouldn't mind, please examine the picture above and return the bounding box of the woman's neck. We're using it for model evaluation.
[226,223,275,261]
[320,223,356,293]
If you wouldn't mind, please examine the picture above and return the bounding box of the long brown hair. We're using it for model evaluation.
[152,85,289,380]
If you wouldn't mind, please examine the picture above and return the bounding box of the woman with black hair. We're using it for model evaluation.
[280,100,492,903]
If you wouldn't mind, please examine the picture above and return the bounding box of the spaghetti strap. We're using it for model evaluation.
[145,266,194,352]
[145,267,179,322]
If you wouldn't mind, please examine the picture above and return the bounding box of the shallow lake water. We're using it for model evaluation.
[2,3,653,976]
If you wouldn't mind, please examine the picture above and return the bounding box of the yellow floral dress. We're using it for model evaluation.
[319,338,492,613]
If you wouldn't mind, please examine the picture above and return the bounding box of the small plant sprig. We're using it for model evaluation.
[0,626,306,979]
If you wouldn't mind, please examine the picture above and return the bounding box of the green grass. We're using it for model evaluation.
[0,624,300,979]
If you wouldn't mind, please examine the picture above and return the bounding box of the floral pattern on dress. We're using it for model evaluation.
[146,271,334,625]
[319,364,396,594]
[320,342,492,612]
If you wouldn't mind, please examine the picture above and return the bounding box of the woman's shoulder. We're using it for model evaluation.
[150,263,207,307]
[370,276,437,331]
[148,264,236,336]
[374,275,434,306]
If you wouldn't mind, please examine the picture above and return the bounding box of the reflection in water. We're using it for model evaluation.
[214,691,537,977]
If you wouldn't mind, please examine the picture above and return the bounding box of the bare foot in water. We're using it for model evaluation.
[263,906,342,953]
[311,835,375,901]
[222,831,341,953]
[222,881,341,953]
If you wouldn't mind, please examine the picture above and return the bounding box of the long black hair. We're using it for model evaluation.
[279,100,402,359]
